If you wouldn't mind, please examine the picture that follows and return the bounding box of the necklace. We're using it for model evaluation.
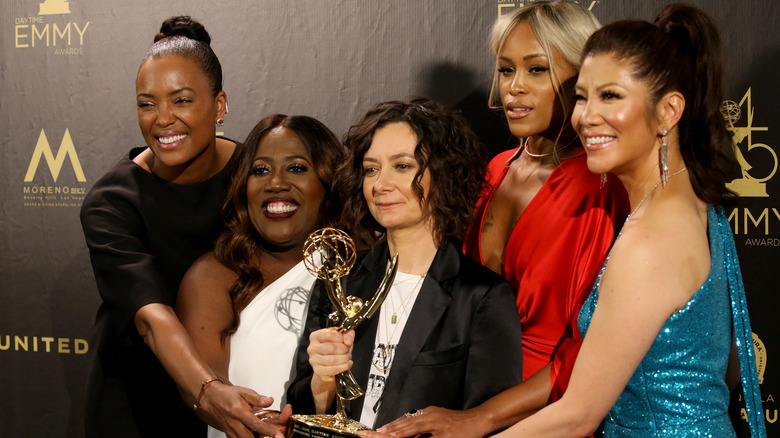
[388,274,425,324]
[629,167,688,218]
[372,273,425,373]
[522,136,578,159]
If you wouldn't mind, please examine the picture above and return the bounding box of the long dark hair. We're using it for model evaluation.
[581,4,738,205]
[338,98,488,247]
[216,114,345,336]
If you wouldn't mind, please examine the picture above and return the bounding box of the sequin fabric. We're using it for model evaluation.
[578,205,766,437]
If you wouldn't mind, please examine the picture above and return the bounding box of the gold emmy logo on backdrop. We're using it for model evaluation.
[721,88,776,197]
[38,0,70,15]
[753,332,767,384]
[497,0,518,17]
[24,129,86,182]
[497,0,598,17]
[289,227,398,438]
[14,0,88,52]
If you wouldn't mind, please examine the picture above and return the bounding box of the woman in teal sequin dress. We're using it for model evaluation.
[493,4,765,437]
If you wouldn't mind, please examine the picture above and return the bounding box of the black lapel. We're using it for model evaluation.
[374,242,461,426]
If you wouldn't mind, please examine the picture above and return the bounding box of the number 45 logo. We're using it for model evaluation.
[24,129,86,182]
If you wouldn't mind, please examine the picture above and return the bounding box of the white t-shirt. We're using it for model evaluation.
[358,271,425,428]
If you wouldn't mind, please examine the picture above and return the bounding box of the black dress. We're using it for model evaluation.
[80,142,240,438]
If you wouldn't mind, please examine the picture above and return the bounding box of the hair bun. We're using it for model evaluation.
[153,15,211,44]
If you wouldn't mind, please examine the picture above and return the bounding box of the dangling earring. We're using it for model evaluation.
[659,128,669,187]
[600,173,608,189]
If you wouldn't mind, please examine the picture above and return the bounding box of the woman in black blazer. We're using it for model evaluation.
[287,99,523,431]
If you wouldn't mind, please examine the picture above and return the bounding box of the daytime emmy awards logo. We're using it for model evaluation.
[721,88,776,197]
[14,0,90,55]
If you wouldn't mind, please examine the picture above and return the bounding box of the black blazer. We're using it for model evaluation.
[287,241,523,428]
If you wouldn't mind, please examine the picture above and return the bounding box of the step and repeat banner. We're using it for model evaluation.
[1,0,777,436]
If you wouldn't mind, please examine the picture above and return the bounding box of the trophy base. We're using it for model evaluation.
[287,414,370,438]
[727,178,768,197]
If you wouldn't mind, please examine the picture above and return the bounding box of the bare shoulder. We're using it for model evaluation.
[177,252,237,310]
[602,201,710,313]
[187,252,237,285]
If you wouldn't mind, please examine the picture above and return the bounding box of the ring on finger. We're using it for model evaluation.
[404,409,424,418]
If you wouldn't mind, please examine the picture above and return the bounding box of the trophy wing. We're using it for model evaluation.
[325,280,348,321]
[341,254,399,331]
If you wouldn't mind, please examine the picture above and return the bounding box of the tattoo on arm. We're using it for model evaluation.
[482,212,494,234]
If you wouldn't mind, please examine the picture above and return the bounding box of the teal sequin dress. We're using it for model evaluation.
[578,205,766,437]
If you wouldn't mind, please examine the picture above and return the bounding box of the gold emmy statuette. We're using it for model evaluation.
[288,228,398,438]
[39,0,71,15]
[721,90,776,197]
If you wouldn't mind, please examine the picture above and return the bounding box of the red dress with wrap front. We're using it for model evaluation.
[463,147,628,401]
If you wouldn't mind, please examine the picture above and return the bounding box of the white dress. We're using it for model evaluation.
[208,260,316,438]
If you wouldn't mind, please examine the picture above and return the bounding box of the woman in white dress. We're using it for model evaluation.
[177,114,345,438]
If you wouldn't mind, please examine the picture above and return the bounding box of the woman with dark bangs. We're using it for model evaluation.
[178,114,346,438]
[287,98,523,430]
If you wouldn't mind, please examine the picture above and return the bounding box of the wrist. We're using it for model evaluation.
[312,373,336,389]
[193,377,224,411]
[469,405,497,436]
[311,375,336,414]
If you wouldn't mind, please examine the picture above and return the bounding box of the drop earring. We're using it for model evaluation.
[216,103,229,127]
[659,128,669,187]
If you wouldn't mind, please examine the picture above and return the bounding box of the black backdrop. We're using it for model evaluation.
[2,1,778,436]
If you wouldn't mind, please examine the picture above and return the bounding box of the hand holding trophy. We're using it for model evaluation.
[289,227,398,437]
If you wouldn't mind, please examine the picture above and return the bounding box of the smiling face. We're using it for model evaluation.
[246,127,327,248]
[362,122,431,236]
[572,53,660,176]
[136,55,226,179]
[497,22,576,140]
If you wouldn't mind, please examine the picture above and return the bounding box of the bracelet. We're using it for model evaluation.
[193,377,223,411]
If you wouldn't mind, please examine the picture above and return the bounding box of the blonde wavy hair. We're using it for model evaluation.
[488,1,600,145]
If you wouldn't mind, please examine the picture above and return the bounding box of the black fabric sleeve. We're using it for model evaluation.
[80,174,171,330]
[462,269,524,409]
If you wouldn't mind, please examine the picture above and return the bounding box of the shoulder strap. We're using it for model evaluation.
[716,205,767,437]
